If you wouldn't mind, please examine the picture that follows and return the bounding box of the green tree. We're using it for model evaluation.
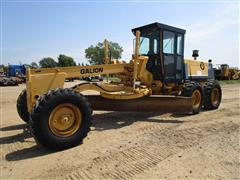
[57,54,76,67]
[85,41,123,65]
[39,57,57,68]
[30,62,39,68]
[0,64,5,69]
[0,64,5,73]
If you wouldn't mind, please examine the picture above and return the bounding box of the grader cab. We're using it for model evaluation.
[17,22,222,150]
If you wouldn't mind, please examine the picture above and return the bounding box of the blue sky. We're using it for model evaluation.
[1,1,239,67]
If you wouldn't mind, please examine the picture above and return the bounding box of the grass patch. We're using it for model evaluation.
[219,80,240,85]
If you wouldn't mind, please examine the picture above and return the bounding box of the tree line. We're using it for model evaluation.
[1,41,123,69]
[36,54,78,68]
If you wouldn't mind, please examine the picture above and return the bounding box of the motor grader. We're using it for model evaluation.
[16,22,222,150]
[214,64,240,80]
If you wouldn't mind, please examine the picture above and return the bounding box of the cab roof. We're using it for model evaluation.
[132,22,186,36]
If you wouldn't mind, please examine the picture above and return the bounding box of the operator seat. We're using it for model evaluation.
[146,51,161,80]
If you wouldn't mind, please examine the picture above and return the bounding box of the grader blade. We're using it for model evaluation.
[86,95,193,113]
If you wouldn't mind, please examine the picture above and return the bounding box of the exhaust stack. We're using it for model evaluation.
[192,50,199,60]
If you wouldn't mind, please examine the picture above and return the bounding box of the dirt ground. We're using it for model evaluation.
[0,82,239,180]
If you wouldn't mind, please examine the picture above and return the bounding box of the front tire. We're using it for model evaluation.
[30,88,92,150]
[16,89,29,123]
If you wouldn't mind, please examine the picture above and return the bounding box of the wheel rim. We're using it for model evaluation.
[49,103,82,137]
[211,88,220,106]
[192,90,202,109]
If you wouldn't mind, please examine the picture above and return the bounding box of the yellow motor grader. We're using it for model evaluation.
[16,22,222,150]
[214,64,240,80]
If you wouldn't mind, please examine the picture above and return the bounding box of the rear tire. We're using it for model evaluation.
[30,88,92,150]
[181,82,203,114]
[203,80,222,110]
[16,89,29,123]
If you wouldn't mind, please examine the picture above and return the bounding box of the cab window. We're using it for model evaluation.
[139,31,159,55]
[139,37,149,55]
[177,34,183,55]
[163,31,175,54]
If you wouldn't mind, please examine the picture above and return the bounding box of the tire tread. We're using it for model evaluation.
[30,88,92,150]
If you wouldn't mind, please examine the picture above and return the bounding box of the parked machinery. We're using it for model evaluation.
[214,64,240,80]
[16,22,222,150]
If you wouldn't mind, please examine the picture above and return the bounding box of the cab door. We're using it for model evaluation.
[162,30,184,83]
[163,31,175,82]
[176,33,184,81]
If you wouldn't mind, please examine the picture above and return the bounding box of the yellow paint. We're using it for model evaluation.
[48,103,82,137]
[184,59,208,77]
[26,63,127,112]
[100,87,150,100]
[133,30,140,89]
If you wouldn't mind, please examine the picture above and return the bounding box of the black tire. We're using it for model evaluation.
[203,80,222,110]
[30,88,92,150]
[181,82,204,114]
[16,89,29,123]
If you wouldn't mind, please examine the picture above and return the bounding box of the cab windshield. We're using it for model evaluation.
[139,32,159,56]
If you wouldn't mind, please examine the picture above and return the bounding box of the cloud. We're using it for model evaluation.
[183,3,239,67]
[186,3,238,41]
[121,3,239,67]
